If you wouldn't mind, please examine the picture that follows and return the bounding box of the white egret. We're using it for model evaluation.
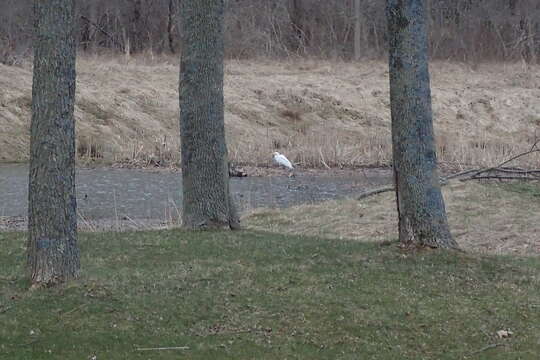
[272,152,294,170]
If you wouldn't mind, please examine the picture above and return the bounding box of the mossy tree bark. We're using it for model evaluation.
[28,0,80,286]
[386,0,458,249]
[179,0,239,230]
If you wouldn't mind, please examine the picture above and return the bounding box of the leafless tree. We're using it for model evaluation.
[179,0,240,230]
[28,0,80,287]
[386,0,458,249]
[1,1,537,62]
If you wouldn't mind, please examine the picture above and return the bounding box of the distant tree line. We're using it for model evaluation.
[1,0,539,64]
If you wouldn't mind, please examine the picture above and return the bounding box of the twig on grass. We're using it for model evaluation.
[135,346,190,351]
[357,185,394,200]
[60,303,87,317]
[470,343,506,355]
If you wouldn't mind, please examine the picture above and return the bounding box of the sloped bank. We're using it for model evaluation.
[1,59,539,168]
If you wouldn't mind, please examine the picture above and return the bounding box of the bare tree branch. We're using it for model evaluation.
[357,140,540,201]
[468,139,540,179]
[80,15,125,51]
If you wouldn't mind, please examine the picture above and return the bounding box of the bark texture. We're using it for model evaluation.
[128,0,144,53]
[179,0,239,230]
[386,0,458,249]
[167,0,176,54]
[28,0,80,285]
[354,0,362,60]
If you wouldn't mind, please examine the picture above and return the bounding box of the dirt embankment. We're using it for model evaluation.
[1,58,539,168]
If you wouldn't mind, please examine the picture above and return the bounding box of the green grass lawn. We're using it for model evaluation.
[1,230,539,359]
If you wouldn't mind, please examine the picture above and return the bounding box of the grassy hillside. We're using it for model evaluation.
[1,58,539,168]
[1,229,539,359]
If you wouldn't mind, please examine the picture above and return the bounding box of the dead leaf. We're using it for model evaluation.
[496,329,513,338]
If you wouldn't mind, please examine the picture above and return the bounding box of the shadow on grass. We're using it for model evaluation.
[1,229,539,359]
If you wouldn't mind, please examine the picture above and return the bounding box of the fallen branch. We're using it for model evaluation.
[356,169,480,200]
[356,139,539,201]
[494,168,540,175]
[357,185,394,200]
[499,166,528,171]
[469,139,540,179]
[135,346,190,351]
[442,168,481,181]
[461,175,539,182]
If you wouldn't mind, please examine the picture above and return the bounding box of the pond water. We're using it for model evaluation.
[0,164,391,220]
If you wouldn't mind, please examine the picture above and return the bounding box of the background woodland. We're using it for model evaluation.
[1,0,539,64]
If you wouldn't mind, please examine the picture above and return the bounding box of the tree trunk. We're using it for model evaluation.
[354,0,361,60]
[179,0,239,230]
[80,4,91,52]
[386,0,458,249]
[289,0,309,51]
[167,0,176,54]
[526,17,537,65]
[28,0,80,286]
[129,0,143,53]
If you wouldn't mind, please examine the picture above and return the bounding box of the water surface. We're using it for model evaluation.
[0,165,391,220]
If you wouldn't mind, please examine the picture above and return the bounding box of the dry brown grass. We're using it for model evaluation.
[1,57,539,168]
[0,213,175,232]
[245,182,540,256]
